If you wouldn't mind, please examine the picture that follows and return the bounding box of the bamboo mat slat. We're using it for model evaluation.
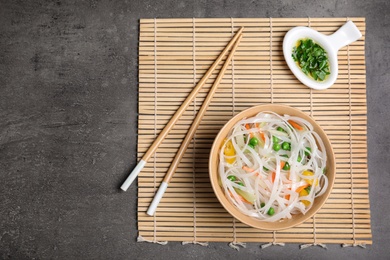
[137,17,372,247]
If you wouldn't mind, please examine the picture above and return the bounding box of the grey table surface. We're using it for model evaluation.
[1,0,389,259]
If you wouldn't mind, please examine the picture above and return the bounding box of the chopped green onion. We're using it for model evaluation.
[228,175,236,182]
[305,147,311,156]
[292,38,330,82]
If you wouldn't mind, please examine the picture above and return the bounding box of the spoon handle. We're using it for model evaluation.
[328,21,362,51]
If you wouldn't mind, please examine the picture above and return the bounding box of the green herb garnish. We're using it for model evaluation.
[292,38,330,81]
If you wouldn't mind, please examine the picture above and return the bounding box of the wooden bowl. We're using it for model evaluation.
[209,104,336,231]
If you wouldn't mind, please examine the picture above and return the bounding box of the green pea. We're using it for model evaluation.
[297,154,302,162]
[305,147,311,156]
[305,185,312,193]
[263,166,269,171]
[227,175,236,182]
[267,207,275,216]
[272,135,280,143]
[277,126,286,132]
[273,143,281,151]
[281,154,289,158]
[282,162,290,170]
[248,143,255,149]
[281,142,291,151]
[249,137,259,147]
[261,202,265,208]
[237,181,244,186]
[323,167,327,174]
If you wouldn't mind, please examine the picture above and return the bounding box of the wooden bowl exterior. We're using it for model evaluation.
[209,104,336,231]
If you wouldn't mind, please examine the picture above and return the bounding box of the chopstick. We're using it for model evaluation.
[120,27,244,191]
[146,33,243,216]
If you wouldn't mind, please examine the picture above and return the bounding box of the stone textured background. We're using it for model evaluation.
[0,0,389,259]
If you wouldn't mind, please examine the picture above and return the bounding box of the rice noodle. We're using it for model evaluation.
[219,111,328,222]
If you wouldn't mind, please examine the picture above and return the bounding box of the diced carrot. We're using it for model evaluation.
[242,166,260,176]
[259,131,266,142]
[284,187,291,202]
[288,120,304,131]
[245,124,254,138]
[280,161,286,169]
[271,172,276,183]
[256,124,266,144]
[242,166,255,173]
[228,190,251,204]
[295,183,310,193]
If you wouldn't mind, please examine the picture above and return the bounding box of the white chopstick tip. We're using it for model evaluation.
[146,182,169,216]
[120,159,147,191]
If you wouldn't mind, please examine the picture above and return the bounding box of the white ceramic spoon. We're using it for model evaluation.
[283,21,362,90]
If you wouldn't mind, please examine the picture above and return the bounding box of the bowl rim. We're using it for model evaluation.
[209,104,336,231]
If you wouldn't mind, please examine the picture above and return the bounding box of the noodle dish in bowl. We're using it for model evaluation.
[209,104,335,230]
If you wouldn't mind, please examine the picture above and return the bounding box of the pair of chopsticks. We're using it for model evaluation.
[121,27,244,216]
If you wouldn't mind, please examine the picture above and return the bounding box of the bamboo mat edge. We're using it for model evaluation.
[137,17,372,248]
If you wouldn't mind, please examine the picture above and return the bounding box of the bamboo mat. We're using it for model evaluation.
[137,17,371,247]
